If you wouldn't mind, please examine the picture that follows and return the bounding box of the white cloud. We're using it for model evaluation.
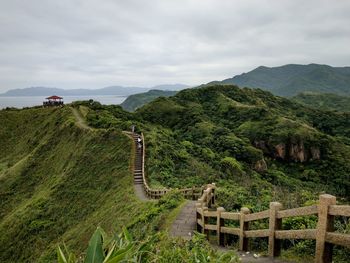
[0,0,349,92]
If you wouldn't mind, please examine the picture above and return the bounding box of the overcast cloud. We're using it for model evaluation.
[0,0,349,92]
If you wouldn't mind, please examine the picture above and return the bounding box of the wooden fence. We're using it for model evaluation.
[196,184,350,263]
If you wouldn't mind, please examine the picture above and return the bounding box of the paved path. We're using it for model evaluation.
[170,200,197,240]
[237,252,292,263]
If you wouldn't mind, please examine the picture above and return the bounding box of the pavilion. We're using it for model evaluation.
[43,95,64,106]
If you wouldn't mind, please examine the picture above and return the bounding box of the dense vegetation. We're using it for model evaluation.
[121,89,178,111]
[292,92,350,112]
[83,84,350,261]
[2,83,350,262]
[0,107,226,262]
[214,63,350,96]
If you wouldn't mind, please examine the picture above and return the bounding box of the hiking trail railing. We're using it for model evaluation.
[196,184,350,263]
[125,131,350,262]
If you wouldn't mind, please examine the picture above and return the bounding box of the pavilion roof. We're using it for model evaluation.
[46,95,63,100]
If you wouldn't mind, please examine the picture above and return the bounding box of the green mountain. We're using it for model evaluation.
[83,84,350,209]
[216,64,350,96]
[292,92,350,112]
[133,85,350,203]
[120,89,178,111]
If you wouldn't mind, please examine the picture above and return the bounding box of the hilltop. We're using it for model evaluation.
[121,89,178,111]
[214,64,350,96]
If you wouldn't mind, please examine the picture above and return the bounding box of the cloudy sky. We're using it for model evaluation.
[0,0,349,92]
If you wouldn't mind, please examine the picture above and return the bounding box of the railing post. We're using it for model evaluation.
[211,183,216,205]
[239,207,250,251]
[217,207,225,246]
[196,202,202,232]
[268,202,283,258]
[315,194,336,263]
[203,206,209,237]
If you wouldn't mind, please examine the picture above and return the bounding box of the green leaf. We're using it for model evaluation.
[122,227,132,243]
[57,246,67,263]
[84,227,105,263]
[105,244,134,263]
[103,243,116,263]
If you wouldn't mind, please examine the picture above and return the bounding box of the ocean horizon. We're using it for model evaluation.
[0,95,127,109]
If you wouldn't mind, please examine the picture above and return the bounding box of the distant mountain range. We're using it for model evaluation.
[0,84,189,97]
[212,63,350,96]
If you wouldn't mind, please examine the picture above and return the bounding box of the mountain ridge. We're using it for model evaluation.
[0,84,189,97]
[215,63,350,96]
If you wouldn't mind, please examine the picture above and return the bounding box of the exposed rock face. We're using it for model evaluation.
[254,159,267,172]
[289,142,306,162]
[254,140,321,163]
[310,147,321,160]
[275,143,286,159]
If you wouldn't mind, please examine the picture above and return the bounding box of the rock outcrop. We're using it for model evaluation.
[254,159,267,172]
[254,140,321,163]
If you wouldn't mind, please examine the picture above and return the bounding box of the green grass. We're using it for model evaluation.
[0,107,158,262]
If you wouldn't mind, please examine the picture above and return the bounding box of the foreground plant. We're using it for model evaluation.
[57,226,152,263]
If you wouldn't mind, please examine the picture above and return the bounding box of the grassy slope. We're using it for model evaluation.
[0,107,155,262]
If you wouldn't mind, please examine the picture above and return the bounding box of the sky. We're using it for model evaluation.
[0,0,350,92]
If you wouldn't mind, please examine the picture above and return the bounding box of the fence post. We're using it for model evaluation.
[239,207,250,251]
[196,202,202,232]
[268,202,283,258]
[211,183,216,205]
[203,206,209,238]
[315,194,336,263]
[217,207,225,246]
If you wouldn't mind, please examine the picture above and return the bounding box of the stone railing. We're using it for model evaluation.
[196,185,350,263]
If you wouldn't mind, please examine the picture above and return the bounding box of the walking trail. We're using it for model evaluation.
[130,132,149,201]
[71,107,92,130]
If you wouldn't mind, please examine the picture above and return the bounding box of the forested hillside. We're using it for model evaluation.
[134,86,350,208]
[292,92,350,112]
[216,64,350,96]
[85,84,350,208]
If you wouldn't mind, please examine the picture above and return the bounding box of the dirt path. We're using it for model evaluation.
[71,107,92,130]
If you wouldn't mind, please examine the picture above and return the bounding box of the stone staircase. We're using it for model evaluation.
[130,132,149,201]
